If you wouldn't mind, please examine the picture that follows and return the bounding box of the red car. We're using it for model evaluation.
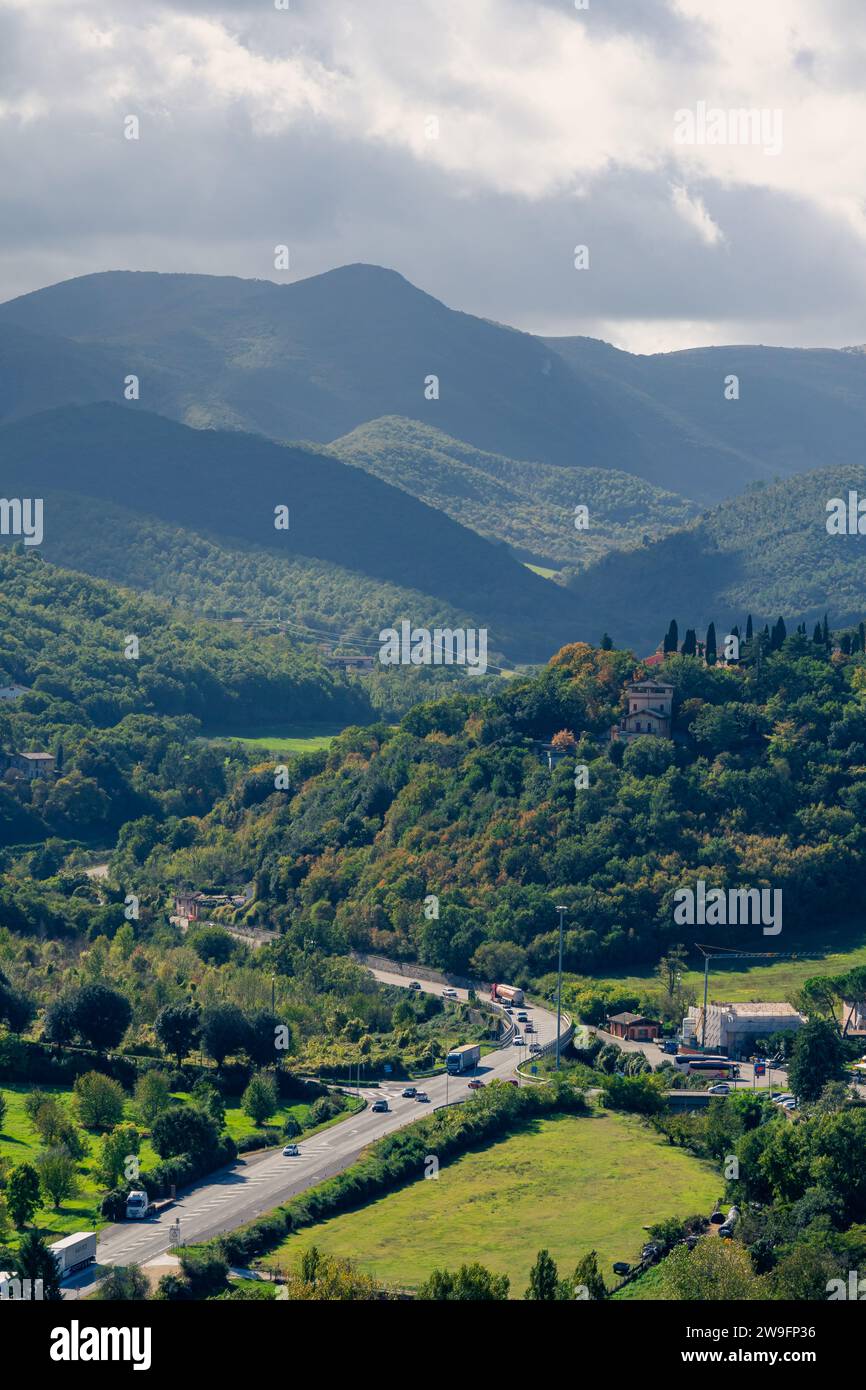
[467,1079,485,1089]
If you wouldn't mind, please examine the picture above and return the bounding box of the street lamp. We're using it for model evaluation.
[555,905,567,1071]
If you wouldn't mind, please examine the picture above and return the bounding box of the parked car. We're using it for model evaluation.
[408,981,422,991]
[442,987,458,999]
[371,1098,389,1113]
[401,1086,417,1098]
[772,1093,794,1105]
[782,1099,798,1110]
[708,1084,730,1095]
[282,1144,300,1157]
[467,1079,484,1089]
[612,1262,631,1276]
[415,1090,430,1102]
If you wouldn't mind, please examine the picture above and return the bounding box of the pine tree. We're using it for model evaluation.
[823,612,830,644]
[600,632,613,651]
[745,614,753,642]
[705,622,717,666]
[813,623,823,644]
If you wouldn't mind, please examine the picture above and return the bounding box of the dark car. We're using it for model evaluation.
[401,1086,417,1098]
[467,1079,484,1089]
[408,981,422,991]
[371,1098,389,1113]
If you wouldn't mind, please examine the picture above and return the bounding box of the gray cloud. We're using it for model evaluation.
[0,0,864,351]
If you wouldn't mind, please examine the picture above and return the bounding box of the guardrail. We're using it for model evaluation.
[516,1010,574,1081]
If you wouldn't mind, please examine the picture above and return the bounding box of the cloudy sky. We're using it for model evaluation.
[2,0,866,351]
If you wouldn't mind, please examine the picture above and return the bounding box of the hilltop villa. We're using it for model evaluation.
[611,681,674,742]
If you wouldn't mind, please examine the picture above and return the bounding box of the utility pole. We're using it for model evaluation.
[555,905,567,1070]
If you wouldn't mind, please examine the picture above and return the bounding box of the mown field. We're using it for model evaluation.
[204,725,343,755]
[0,1082,362,1247]
[584,923,866,1006]
[262,1108,720,1295]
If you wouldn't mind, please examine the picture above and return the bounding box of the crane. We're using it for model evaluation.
[693,944,824,1049]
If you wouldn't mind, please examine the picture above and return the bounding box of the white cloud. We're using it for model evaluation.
[1,0,866,347]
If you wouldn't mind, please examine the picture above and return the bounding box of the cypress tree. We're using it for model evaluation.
[745,614,753,642]
[705,622,717,666]
[681,629,697,657]
[663,619,679,654]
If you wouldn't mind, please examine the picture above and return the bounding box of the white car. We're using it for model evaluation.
[282,1144,300,1157]
[708,1084,730,1095]
[442,988,458,999]
[513,1034,523,1046]
[772,1093,794,1105]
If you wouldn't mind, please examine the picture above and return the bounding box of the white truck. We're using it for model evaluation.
[49,1232,97,1278]
[125,1189,153,1220]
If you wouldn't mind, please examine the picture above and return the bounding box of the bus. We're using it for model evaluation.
[673,1055,740,1079]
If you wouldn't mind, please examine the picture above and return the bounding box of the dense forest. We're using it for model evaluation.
[109,628,866,980]
[331,417,697,567]
[0,551,370,846]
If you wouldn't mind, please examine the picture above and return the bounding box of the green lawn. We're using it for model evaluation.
[262,1109,720,1295]
[523,563,558,580]
[204,726,342,756]
[584,923,866,1006]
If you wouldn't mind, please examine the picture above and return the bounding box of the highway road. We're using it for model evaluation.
[65,972,561,1295]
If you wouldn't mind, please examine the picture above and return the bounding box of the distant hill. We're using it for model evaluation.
[547,335,866,485]
[330,416,698,566]
[564,465,866,650]
[0,265,761,501]
[0,404,597,663]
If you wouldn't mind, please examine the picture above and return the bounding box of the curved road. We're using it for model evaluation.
[65,972,562,1294]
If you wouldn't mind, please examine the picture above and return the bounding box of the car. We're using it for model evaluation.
[504,1079,519,1087]
[782,1099,798,1110]
[516,1012,528,1022]
[401,1086,417,1098]
[442,987,458,999]
[371,1098,389,1113]
[408,981,422,991]
[282,1144,300,1157]
[529,1043,542,1054]
[513,1035,523,1046]
[524,1022,535,1033]
[708,1084,730,1095]
[612,1262,631,1276]
[467,1079,484,1089]
[772,1093,794,1105]
[504,1005,514,1014]
[415,1091,430,1102]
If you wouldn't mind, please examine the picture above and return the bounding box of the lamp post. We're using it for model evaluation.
[555,905,567,1071]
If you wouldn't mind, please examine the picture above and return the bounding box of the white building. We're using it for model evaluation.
[683,1001,807,1058]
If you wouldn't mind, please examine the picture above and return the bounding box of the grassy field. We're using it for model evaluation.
[583,923,866,1006]
[0,1082,361,1247]
[262,1108,720,1295]
[523,563,558,580]
[204,725,342,756]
